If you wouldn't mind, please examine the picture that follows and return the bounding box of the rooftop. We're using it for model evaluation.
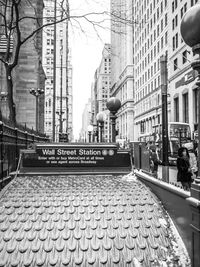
[0,174,190,266]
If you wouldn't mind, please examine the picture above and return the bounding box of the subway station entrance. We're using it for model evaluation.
[0,143,190,266]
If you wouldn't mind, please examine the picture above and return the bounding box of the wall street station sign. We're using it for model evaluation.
[21,143,131,169]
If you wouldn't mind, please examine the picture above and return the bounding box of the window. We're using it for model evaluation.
[182,50,187,64]
[175,14,178,27]
[165,13,168,26]
[184,3,187,12]
[174,97,179,121]
[183,93,189,123]
[165,31,168,45]
[181,7,184,18]
[173,33,178,50]
[172,2,175,12]
[174,58,178,70]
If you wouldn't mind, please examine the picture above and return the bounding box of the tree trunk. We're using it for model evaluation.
[5,65,16,126]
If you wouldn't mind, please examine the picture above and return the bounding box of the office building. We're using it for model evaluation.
[132,0,169,141]
[110,0,134,142]
[168,0,199,137]
[0,0,45,132]
[91,44,111,142]
[43,0,73,141]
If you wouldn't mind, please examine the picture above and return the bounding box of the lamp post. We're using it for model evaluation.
[60,47,63,134]
[96,112,106,143]
[106,97,121,142]
[87,125,93,143]
[181,5,200,267]
[160,54,169,183]
[29,88,44,132]
[180,5,200,181]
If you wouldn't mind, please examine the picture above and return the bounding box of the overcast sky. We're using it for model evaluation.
[69,0,110,139]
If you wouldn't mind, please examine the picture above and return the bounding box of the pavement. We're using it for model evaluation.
[0,173,190,266]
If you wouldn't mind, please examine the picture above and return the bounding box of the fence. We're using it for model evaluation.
[0,120,49,187]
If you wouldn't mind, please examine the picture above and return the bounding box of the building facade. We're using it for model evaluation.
[133,0,169,141]
[0,0,45,132]
[43,0,73,141]
[110,0,134,142]
[80,99,92,142]
[91,44,111,142]
[168,0,199,138]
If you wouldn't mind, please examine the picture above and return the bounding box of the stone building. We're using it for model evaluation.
[91,44,111,142]
[0,0,45,132]
[14,0,45,132]
[43,0,73,142]
[110,0,134,142]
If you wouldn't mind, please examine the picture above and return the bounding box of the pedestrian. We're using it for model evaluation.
[149,147,159,178]
[177,147,193,191]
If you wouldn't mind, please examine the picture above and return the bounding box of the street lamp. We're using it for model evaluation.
[87,125,93,143]
[181,5,200,267]
[29,88,44,132]
[180,5,200,182]
[106,97,121,142]
[96,112,106,143]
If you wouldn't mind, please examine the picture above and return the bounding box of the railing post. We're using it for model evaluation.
[15,128,18,170]
[0,121,3,187]
[187,184,200,267]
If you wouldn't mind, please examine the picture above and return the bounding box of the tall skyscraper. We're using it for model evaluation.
[91,44,111,142]
[43,0,73,141]
[0,0,45,131]
[132,0,169,141]
[110,0,134,142]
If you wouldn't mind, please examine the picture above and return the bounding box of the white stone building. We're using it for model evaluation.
[168,0,199,137]
[133,0,169,141]
[42,0,73,142]
[91,44,111,142]
[110,0,134,142]
[80,99,92,142]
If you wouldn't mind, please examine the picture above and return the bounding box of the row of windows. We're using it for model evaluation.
[135,60,160,89]
[173,0,198,13]
[173,50,188,71]
[135,33,168,80]
[139,115,160,134]
[135,75,160,104]
[134,0,167,24]
[174,90,198,123]
[134,23,168,65]
[134,12,168,60]
[135,92,161,117]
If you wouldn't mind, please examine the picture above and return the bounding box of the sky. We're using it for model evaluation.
[69,0,110,139]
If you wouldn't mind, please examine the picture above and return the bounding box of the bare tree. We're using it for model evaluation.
[0,0,137,125]
[0,0,70,124]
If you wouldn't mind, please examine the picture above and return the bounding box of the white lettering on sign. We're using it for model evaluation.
[42,149,55,155]
[78,149,101,156]
[57,149,77,156]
